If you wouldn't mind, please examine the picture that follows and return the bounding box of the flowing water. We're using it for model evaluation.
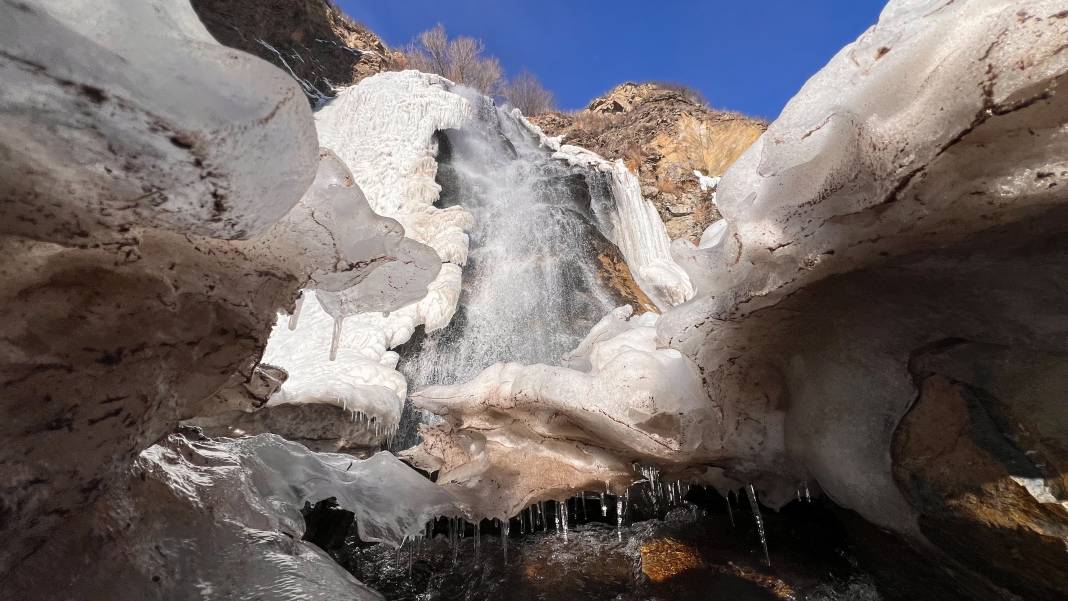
[392,94,626,450]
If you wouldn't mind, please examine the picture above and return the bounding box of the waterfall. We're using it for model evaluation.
[392,91,635,449]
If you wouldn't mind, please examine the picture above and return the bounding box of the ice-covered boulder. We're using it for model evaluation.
[6,432,462,600]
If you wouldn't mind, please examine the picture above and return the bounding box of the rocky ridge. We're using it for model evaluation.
[532,83,767,242]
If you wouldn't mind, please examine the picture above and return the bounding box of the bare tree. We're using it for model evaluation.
[503,70,555,116]
[404,24,502,95]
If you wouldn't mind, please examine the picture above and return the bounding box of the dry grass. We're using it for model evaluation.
[675,113,764,176]
[571,111,620,136]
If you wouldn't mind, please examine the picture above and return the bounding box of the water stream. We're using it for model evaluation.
[392,94,629,450]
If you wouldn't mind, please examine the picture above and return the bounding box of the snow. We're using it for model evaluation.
[315,71,475,265]
[693,170,720,192]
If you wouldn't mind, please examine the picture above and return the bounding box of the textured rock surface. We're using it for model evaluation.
[894,343,1068,600]
[532,83,766,242]
[191,0,404,105]
[0,0,435,583]
[7,432,461,600]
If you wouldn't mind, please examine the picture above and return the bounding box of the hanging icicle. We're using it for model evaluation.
[287,292,305,331]
[726,491,736,527]
[746,484,771,567]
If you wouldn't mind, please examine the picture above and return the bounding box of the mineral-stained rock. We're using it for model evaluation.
[0,0,437,583]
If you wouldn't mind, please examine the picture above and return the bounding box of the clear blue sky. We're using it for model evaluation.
[337,0,887,120]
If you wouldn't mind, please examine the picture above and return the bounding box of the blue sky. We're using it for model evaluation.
[338,1,887,120]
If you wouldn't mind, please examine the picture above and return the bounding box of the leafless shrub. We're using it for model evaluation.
[503,71,555,116]
[404,24,503,95]
[650,80,709,106]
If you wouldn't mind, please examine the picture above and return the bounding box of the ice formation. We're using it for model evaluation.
[316,71,475,265]
[660,0,1068,532]
[405,305,772,518]
[553,144,695,309]
[258,71,686,452]
[7,432,462,600]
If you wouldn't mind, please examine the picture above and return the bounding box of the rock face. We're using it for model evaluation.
[0,0,437,585]
[893,343,1068,600]
[191,0,403,105]
[531,83,766,242]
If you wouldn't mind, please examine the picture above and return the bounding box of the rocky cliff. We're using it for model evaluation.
[532,83,767,242]
[190,0,403,104]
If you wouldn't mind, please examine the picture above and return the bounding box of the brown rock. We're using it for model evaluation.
[640,537,704,582]
[893,343,1068,600]
[531,82,767,242]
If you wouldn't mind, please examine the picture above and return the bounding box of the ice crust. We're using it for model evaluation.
[404,305,761,518]
[9,433,460,600]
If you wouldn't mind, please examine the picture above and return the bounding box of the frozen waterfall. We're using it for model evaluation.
[393,89,641,448]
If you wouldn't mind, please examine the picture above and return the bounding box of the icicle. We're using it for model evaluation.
[538,501,545,530]
[329,316,344,361]
[616,497,623,535]
[746,484,771,567]
[554,501,561,532]
[288,292,304,330]
[600,492,608,517]
[726,491,736,527]
[502,519,509,563]
[450,518,458,564]
[474,521,481,559]
[803,480,812,503]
